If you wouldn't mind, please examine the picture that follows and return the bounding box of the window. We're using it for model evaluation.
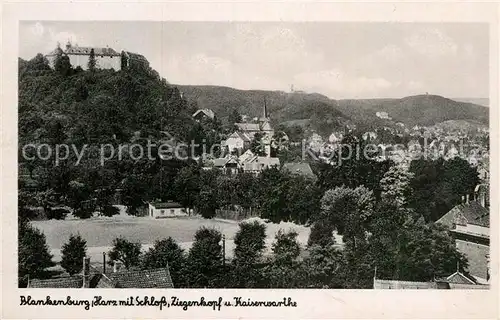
[171,209,175,215]
[161,209,165,215]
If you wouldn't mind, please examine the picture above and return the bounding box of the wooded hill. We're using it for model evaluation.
[178,84,489,135]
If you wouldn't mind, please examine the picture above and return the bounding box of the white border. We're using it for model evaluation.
[1,2,499,319]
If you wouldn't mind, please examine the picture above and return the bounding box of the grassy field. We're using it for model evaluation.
[32,216,244,249]
[32,215,325,263]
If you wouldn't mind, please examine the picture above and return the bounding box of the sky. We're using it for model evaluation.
[19,21,489,99]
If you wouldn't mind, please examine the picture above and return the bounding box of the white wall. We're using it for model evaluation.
[68,54,121,71]
[149,204,187,218]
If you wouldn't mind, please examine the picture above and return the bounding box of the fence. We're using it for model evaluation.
[215,207,260,221]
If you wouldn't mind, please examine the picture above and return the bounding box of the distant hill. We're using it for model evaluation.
[452,98,489,107]
[178,85,489,135]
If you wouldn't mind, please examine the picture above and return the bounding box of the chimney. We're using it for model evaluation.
[465,194,470,204]
[82,257,90,288]
[461,195,465,203]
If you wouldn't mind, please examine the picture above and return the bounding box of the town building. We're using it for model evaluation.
[373,270,488,289]
[148,201,188,218]
[436,184,490,283]
[282,162,317,180]
[192,108,215,121]
[224,100,275,157]
[242,156,280,175]
[29,257,174,288]
[223,131,251,153]
[213,157,239,175]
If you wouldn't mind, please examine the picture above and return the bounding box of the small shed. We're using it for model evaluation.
[148,201,187,218]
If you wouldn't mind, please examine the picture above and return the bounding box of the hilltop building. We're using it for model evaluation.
[45,41,148,71]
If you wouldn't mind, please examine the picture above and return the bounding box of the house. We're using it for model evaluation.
[148,201,187,218]
[239,149,255,163]
[29,257,174,288]
[362,131,377,141]
[373,271,488,289]
[213,157,239,175]
[46,41,121,70]
[234,101,274,139]
[192,109,215,121]
[223,131,251,152]
[242,156,280,175]
[436,185,490,282]
[328,132,343,144]
[375,111,391,120]
[282,162,317,180]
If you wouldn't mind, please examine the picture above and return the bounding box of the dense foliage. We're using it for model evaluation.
[60,234,87,275]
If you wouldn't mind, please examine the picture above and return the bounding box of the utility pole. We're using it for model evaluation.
[222,234,226,267]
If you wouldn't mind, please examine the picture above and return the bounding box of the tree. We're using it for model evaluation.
[231,221,267,287]
[67,180,93,219]
[88,48,97,71]
[228,107,242,124]
[264,230,302,288]
[120,51,128,70]
[54,47,72,76]
[18,220,54,287]
[185,227,223,288]
[250,132,266,156]
[319,186,375,247]
[408,157,479,222]
[173,165,200,212]
[107,237,142,270]
[380,164,414,208]
[300,244,343,288]
[308,222,335,248]
[60,234,87,275]
[142,237,186,287]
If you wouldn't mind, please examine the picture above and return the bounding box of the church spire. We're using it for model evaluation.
[263,97,268,119]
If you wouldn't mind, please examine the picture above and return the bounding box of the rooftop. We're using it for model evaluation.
[150,202,184,209]
[436,200,489,228]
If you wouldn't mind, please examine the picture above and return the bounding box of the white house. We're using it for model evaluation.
[149,202,187,218]
[224,131,252,152]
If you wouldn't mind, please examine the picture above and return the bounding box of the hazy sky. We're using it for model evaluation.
[19,21,489,99]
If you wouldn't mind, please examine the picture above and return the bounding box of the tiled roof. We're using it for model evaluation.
[150,202,183,209]
[227,131,251,142]
[29,276,82,288]
[193,109,215,120]
[236,123,260,132]
[436,201,489,228]
[445,271,476,284]
[105,268,174,288]
[282,162,316,179]
[66,46,120,56]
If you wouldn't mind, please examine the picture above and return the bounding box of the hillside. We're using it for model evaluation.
[178,85,489,134]
[452,98,489,107]
[176,85,351,136]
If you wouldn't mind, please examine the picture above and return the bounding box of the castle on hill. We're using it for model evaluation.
[45,41,148,71]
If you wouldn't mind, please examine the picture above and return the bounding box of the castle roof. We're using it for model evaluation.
[46,44,120,57]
